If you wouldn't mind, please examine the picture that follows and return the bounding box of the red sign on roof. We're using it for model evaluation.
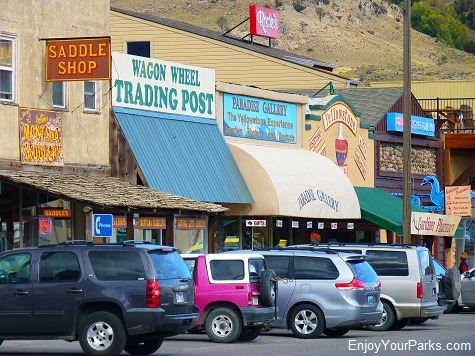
[249,5,279,39]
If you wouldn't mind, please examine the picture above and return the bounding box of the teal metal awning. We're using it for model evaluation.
[113,107,254,204]
[354,187,426,235]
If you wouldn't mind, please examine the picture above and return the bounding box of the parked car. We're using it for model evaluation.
[227,247,382,339]
[295,243,444,331]
[448,267,475,312]
[181,253,276,343]
[0,240,199,356]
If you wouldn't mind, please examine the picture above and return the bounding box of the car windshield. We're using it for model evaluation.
[346,260,379,283]
[148,251,192,279]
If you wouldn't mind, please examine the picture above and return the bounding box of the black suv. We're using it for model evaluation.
[0,241,198,356]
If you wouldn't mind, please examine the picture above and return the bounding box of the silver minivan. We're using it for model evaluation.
[228,248,383,338]
[299,243,444,331]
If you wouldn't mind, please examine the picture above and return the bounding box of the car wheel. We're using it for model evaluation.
[323,328,350,337]
[444,267,462,300]
[123,338,163,355]
[237,325,263,341]
[391,318,409,330]
[288,304,325,339]
[367,301,395,331]
[205,308,242,343]
[260,269,277,307]
[408,318,428,325]
[78,311,127,356]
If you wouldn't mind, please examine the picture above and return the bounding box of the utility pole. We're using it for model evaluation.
[402,0,412,244]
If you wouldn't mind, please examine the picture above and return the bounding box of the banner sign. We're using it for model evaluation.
[249,5,279,39]
[411,212,461,236]
[46,37,110,81]
[445,186,472,216]
[39,209,71,218]
[134,217,166,230]
[176,218,206,230]
[19,108,63,166]
[386,112,435,137]
[246,220,266,227]
[223,93,297,143]
[112,52,215,119]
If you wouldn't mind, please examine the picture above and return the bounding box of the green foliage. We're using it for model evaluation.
[316,7,326,21]
[454,0,475,30]
[292,0,307,13]
[216,16,228,31]
[275,0,283,8]
[411,0,468,50]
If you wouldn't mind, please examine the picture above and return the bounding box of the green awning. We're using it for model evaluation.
[354,187,426,236]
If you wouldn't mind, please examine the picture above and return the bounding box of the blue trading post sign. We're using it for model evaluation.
[93,214,113,237]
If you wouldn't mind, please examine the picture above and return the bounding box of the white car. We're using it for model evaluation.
[456,267,475,311]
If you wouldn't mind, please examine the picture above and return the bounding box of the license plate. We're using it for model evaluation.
[367,295,375,304]
[176,292,184,303]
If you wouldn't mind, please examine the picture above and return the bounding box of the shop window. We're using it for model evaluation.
[127,41,151,58]
[52,82,65,108]
[0,35,15,101]
[174,216,207,254]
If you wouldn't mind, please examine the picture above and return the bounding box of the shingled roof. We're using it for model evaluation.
[0,170,227,213]
[111,7,349,77]
[280,87,405,128]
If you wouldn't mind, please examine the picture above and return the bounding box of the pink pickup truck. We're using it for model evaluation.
[181,253,276,343]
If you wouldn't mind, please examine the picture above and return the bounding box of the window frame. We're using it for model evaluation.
[0,34,16,102]
[52,81,66,108]
[84,80,97,111]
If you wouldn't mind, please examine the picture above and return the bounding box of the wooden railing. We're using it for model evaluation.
[418,97,475,137]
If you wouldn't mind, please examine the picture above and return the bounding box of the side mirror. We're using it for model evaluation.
[464,271,471,278]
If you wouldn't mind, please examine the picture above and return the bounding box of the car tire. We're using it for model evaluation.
[260,269,277,307]
[391,318,409,330]
[78,311,127,356]
[123,338,163,355]
[444,267,462,300]
[237,325,263,341]
[323,328,350,337]
[288,304,325,339]
[367,301,395,331]
[205,308,242,343]
[408,318,428,325]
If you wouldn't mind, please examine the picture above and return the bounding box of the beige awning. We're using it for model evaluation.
[225,143,361,219]
[0,170,227,213]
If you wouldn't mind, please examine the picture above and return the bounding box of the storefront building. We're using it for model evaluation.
[110,53,253,254]
[0,1,226,250]
[216,82,361,248]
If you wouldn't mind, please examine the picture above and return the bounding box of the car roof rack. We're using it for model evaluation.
[253,246,339,254]
[38,240,94,248]
[305,242,418,249]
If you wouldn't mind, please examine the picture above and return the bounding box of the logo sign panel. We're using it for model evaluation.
[112,52,215,119]
[249,5,279,39]
[445,186,472,216]
[246,220,266,227]
[93,214,113,237]
[223,93,296,143]
[386,112,435,137]
[39,218,53,234]
[19,108,63,166]
[46,37,111,81]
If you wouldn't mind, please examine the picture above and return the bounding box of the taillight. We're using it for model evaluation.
[146,280,160,308]
[378,280,382,288]
[335,278,366,290]
[416,282,422,299]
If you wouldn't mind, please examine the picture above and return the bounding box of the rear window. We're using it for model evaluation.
[89,251,145,281]
[210,259,244,280]
[365,250,408,276]
[148,251,192,279]
[418,250,434,276]
[347,260,379,283]
[249,258,266,282]
[294,256,339,280]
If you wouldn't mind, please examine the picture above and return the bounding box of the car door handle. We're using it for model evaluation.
[13,290,29,296]
[67,288,83,294]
